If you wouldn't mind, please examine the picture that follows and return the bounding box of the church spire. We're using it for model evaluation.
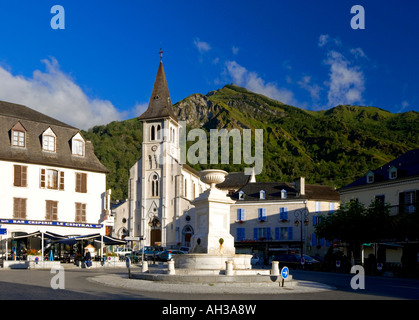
[138,50,178,122]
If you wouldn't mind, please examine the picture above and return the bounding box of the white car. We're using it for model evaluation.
[115,248,132,257]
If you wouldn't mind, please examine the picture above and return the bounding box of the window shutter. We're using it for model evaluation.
[266,227,271,240]
[313,215,317,226]
[14,165,21,186]
[237,228,245,241]
[59,172,65,190]
[22,166,27,187]
[280,207,288,220]
[259,208,266,221]
[82,173,87,193]
[275,227,280,240]
[40,169,46,188]
[253,228,258,240]
[288,227,293,240]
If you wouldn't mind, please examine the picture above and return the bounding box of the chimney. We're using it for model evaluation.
[295,177,305,196]
[249,167,256,183]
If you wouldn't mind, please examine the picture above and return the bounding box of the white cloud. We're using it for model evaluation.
[324,50,365,107]
[193,38,211,54]
[0,57,124,129]
[133,102,149,117]
[318,34,330,47]
[318,34,342,47]
[298,76,322,101]
[350,47,368,59]
[225,60,298,106]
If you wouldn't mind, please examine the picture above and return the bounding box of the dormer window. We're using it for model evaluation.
[11,122,26,148]
[72,132,85,157]
[366,171,374,184]
[238,190,245,200]
[260,190,265,200]
[389,166,397,180]
[42,127,56,152]
[281,189,287,199]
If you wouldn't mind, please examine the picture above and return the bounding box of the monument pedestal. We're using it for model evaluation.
[175,169,251,271]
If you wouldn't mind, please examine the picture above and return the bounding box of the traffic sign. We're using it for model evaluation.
[281,266,289,279]
[125,236,141,241]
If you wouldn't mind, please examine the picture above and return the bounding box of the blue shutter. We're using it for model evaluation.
[253,228,258,240]
[284,207,288,220]
[313,215,317,226]
[237,228,245,241]
[275,227,280,240]
[279,208,285,220]
[258,208,262,221]
[237,208,245,221]
[266,227,271,240]
[311,234,316,246]
[262,208,267,220]
[288,227,293,240]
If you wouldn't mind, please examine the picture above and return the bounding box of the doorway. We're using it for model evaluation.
[150,229,161,246]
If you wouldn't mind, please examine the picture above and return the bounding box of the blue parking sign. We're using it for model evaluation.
[281,266,289,279]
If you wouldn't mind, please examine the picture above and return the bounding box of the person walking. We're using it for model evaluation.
[84,248,92,269]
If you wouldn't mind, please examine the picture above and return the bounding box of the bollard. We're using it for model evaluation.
[142,260,149,273]
[167,260,175,275]
[271,261,280,276]
[225,260,233,276]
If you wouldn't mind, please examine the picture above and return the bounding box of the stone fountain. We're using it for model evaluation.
[174,169,252,272]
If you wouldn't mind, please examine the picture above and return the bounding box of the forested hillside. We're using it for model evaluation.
[82,85,419,200]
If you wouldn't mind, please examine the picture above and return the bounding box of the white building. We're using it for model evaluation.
[0,101,108,257]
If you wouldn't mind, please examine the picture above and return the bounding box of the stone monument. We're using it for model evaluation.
[174,169,252,271]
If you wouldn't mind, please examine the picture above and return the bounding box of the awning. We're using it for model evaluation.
[57,233,127,245]
[11,231,68,241]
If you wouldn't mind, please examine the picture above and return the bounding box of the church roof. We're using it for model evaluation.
[138,61,178,122]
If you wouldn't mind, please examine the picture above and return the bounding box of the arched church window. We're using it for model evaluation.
[151,125,155,141]
[151,174,159,197]
[157,125,161,140]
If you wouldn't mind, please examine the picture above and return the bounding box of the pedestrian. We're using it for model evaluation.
[84,248,92,269]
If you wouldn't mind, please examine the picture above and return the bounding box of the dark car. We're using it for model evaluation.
[273,254,320,270]
[158,250,185,261]
[137,246,164,260]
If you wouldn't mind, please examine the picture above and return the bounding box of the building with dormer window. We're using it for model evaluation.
[0,101,109,258]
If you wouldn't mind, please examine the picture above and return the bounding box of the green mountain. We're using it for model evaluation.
[82,85,419,200]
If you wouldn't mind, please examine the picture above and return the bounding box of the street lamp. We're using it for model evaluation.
[294,206,309,261]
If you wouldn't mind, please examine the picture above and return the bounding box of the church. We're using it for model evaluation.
[128,54,340,260]
[128,56,210,249]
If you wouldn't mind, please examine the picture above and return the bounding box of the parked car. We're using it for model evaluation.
[158,250,185,261]
[137,246,164,260]
[273,254,320,270]
[115,248,132,257]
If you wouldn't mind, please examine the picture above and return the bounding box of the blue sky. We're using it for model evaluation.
[0,0,418,129]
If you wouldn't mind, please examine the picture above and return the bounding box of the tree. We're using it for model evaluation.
[315,199,394,262]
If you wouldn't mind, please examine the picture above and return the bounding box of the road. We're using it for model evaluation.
[0,267,419,301]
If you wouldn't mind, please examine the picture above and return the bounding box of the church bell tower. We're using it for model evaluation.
[137,50,181,247]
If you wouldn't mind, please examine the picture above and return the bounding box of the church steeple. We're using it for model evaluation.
[138,51,178,123]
